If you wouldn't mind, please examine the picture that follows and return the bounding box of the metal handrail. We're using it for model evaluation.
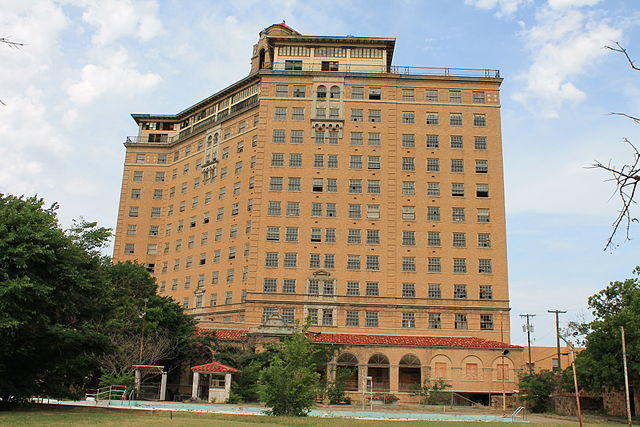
[85,385,128,401]
[510,406,527,421]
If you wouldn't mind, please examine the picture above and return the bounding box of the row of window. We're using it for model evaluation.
[261,279,493,299]
[273,83,487,104]
[278,46,384,59]
[262,307,495,330]
[265,227,491,247]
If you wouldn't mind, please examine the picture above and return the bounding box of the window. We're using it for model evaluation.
[473,114,486,127]
[347,255,361,270]
[263,278,277,293]
[427,182,440,197]
[476,160,488,173]
[329,85,340,98]
[428,284,441,299]
[427,232,441,247]
[401,312,416,328]
[324,254,335,269]
[365,311,379,327]
[155,171,165,182]
[323,280,335,295]
[475,136,487,150]
[476,184,489,198]
[275,85,288,97]
[271,153,284,167]
[124,243,134,254]
[402,134,415,148]
[311,204,322,217]
[454,284,467,299]
[402,88,414,101]
[314,154,324,168]
[367,180,380,194]
[293,85,305,97]
[307,308,318,325]
[317,85,327,98]
[428,313,441,329]
[327,155,338,168]
[477,208,490,223]
[402,283,416,298]
[309,255,321,269]
[453,258,467,273]
[351,109,363,122]
[284,252,297,268]
[402,206,415,221]
[402,181,415,195]
[449,90,461,103]
[128,207,139,217]
[428,257,441,273]
[473,91,486,103]
[311,227,322,241]
[130,189,141,199]
[426,134,439,148]
[452,207,465,223]
[368,88,381,100]
[480,314,494,330]
[285,59,303,70]
[346,311,359,326]
[348,204,361,219]
[316,108,326,120]
[347,281,360,295]
[349,155,362,169]
[269,177,283,191]
[266,226,280,241]
[366,281,379,296]
[292,107,304,121]
[274,107,287,120]
[427,207,440,221]
[349,179,362,193]
[127,225,137,236]
[368,109,381,122]
[350,132,363,145]
[268,201,281,216]
[455,314,468,330]
[426,90,438,101]
[366,205,380,219]
[285,227,298,242]
[288,177,301,192]
[453,232,466,248]
[347,229,361,244]
[426,112,439,125]
[479,259,492,274]
[451,159,464,173]
[287,202,300,217]
[273,129,285,143]
[322,309,334,326]
[265,252,278,267]
[426,158,439,172]
[402,231,416,246]
[282,308,295,324]
[133,171,143,181]
[452,183,465,197]
[478,233,491,248]
[402,157,415,171]
[352,87,364,99]
[313,178,324,192]
[366,229,380,244]
[321,61,339,71]
[480,285,493,300]
[402,257,416,272]
[366,255,379,271]
[283,279,296,293]
[402,111,415,124]
[325,228,336,242]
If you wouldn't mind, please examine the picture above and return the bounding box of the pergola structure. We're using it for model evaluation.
[132,364,167,401]
[190,361,238,402]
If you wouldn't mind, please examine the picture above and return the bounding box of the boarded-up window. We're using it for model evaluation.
[435,362,447,379]
[465,363,478,379]
[497,363,509,381]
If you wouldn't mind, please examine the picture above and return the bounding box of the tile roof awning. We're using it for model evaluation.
[190,361,238,373]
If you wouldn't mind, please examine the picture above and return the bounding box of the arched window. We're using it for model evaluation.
[368,353,389,366]
[367,353,390,392]
[207,135,213,147]
[337,353,359,391]
[399,354,421,391]
[330,85,340,99]
[213,133,219,144]
[337,353,359,365]
[317,85,327,98]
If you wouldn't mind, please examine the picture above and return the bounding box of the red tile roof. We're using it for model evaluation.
[200,328,521,349]
[191,361,238,373]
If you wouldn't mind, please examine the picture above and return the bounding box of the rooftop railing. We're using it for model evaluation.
[271,62,500,78]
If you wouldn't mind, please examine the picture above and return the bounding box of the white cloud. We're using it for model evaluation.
[76,0,163,45]
[66,48,161,105]
[513,6,621,117]
[465,0,528,17]
[548,0,601,10]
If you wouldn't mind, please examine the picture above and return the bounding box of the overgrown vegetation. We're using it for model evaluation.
[518,370,560,413]
[412,379,452,405]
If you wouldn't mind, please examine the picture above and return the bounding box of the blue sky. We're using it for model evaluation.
[1,0,639,346]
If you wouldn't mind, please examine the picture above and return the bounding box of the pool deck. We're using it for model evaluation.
[50,399,526,422]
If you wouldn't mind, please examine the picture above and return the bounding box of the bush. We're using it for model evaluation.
[518,370,560,413]
[412,379,452,405]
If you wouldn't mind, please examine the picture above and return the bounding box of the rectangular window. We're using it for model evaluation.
[352,87,364,99]
[449,90,462,103]
[402,206,415,221]
[292,107,304,121]
[128,207,139,217]
[454,284,467,299]
[402,231,416,246]
[350,155,362,169]
[453,258,467,273]
[368,109,381,122]
[453,232,466,248]
[427,182,440,197]
[478,208,490,223]
[452,183,465,197]
[281,308,294,324]
[477,184,489,198]
[284,60,302,70]
[365,311,379,327]
[347,281,360,296]
[327,155,338,168]
[450,113,462,126]
[287,177,301,192]
[324,254,335,269]
[307,308,318,325]
[429,313,441,329]
[366,229,380,244]
[265,252,278,267]
[350,132,363,145]
[287,202,300,217]
[476,160,488,173]
[263,278,277,293]
[480,285,493,300]
[313,178,323,192]
[346,311,359,326]
[314,154,324,168]
[366,205,380,219]
[402,157,415,171]
[426,112,439,125]
[322,309,334,326]
[428,284,441,299]
[323,280,335,295]
[474,114,486,127]
[402,312,416,328]
[284,252,297,268]
[347,229,361,244]
[426,158,440,172]
[473,91,486,104]
[348,204,361,219]
[402,257,416,272]
[367,180,380,194]
[368,156,381,170]
[266,226,280,241]
[366,255,379,271]
[426,134,439,148]
[268,201,281,216]
[452,207,466,222]
[311,227,322,241]
[402,283,416,298]
[475,136,487,150]
[274,107,287,120]
[326,179,337,193]
[293,85,305,97]
[275,85,288,97]
[426,90,438,102]
[402,134,415,148]
[269,177,283,191]
[480,314,494,330]
[367,132,380,146]
[285,227,298,242]
[283,279,296,294]
[309,255,320,269]
[402,88,415,101]
[311,203,322,217]
[427,231,441,247]
[351,109,363,122]
[321,61,339,71]
[347,255,361,270]
[455,314,468,330]
[428,257,441,273]
[365,281,379,296]
[349,179,362,193]
[402,181,415,195]
[427,207,440,221]
[272,129,285,143]
[271,153,284,167]
[478,233,491,248]
[402,111,415,124]
[479,259,493,274]
[368,88,381,100]
[451,159,464,173]
[290,130,304,144]
[325,228,336,242]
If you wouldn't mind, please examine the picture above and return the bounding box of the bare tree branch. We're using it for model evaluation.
[0,37,24,49]
[605,41,640,71]
[610,112,640,125]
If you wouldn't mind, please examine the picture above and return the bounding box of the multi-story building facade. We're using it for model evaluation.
[114,24,520,402]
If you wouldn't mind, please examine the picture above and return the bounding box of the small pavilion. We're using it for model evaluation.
[190,361,238,402]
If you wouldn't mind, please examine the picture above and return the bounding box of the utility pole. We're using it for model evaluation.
[139,298,149,364]
[520,314,536,373]
[548,310,566,371]
[621,326,632,427]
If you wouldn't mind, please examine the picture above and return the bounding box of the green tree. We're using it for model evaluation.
[518,370,560,413]
[412,378,452,405]
[0,195,112,407]
[573,268,640,397]
[259,329,325,416]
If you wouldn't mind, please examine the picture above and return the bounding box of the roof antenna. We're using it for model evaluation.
[282,19,286,24]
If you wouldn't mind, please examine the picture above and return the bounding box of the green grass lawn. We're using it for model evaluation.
[0,406,628,427]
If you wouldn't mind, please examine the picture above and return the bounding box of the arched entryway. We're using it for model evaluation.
[367,353,390,392]
[336,353,359,391]
[398,354,421,391]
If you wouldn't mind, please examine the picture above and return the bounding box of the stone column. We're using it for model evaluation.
[192,371,200,400]
[389,365,399,393]
[134,369,141,393]
[225,373,232,394]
